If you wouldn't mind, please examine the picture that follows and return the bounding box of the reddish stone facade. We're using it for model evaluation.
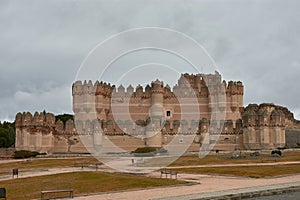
[72,71,244,152]
[242,103,300,149]
[15,72,299,153]
[15,112,86,153]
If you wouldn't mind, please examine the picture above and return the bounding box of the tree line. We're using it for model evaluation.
[0,121,15,148]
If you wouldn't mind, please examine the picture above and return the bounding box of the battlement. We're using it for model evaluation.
[15,112,55,127]
[72,72,244,99]
[242,103,300,128]
[15,112,76,135]
[72,80,115,97]
[242,104,286,127]
[226,81,244,95]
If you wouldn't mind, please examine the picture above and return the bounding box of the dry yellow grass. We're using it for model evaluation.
[0,171,186,200]
[168,151,300,166]
[172,163,300,178]
[139,151,300,167]
[0,157,98,172]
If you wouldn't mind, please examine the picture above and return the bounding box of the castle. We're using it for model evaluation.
[15,72,300,154]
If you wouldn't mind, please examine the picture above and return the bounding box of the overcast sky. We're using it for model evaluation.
[0,0,300,122]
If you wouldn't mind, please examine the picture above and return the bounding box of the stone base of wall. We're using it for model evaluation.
[212,144,237,151]
[0,148,15,158]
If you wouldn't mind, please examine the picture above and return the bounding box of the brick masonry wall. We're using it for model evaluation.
[286,129,300,148]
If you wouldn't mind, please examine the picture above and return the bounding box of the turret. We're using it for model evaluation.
[236,81,244,110]
[82,80,96,114]
[135,85,143,97]
[72,80,83,114]
[95,82,105,118]
[15,113,22,128]
[23,112,33,126]
[33,112,40,126]
[226,81,244,112]
[55,120,64,132]
[258,108,268,126]
[95,81,115,121]
[45,113,55,126]
[150,79,164,118]
[270,109,284,126]
[145,79,164,147]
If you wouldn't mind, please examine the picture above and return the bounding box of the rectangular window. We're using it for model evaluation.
[166,111,171,117]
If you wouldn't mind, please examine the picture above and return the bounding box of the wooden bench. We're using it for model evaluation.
[74,161,88,169]
[160,169,178,179]
[41,189,73,200]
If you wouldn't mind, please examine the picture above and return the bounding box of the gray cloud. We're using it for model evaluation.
[0,0,300,121]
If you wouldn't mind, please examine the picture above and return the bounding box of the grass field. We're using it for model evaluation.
[1,151,299,170]
[141,151,300,167]
[0,171,186,200]
[172,163,300,178]
[0,157,98,172]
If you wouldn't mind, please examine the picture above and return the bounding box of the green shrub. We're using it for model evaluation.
[131,147,167,154]
[277,146,288,150]
[14,150,41,159]
[135,120,146,126]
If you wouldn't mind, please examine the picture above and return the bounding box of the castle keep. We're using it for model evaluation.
[15,72,298,154]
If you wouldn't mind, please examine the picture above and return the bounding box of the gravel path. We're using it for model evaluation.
[73,173,300,200]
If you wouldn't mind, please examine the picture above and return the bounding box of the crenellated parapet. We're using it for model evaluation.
[73,71,243,100]
[15,112,76,135]
[242,104,286,127]
[226,81,244,95]
[15,112,56,128]
[73,80,115,97]
[112,81,165,98]
[15,112,92,154]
